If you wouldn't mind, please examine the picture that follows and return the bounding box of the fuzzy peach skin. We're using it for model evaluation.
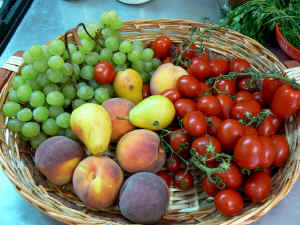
[102,98,135,142]
[116,129,164,173]
[72,156,124,209]
[34,136,84,185]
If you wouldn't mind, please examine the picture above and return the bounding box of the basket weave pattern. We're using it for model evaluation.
[1,19,300,225]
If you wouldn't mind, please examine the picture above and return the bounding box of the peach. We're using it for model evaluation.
[34,136,84,185]
[116,129,165,173]
[72,156,124,209]
[102,98,135,142]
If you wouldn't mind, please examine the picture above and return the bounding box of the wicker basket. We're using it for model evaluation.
[1,19,300,225]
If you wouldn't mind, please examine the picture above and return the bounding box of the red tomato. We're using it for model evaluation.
[187,58,212,80]
[161,88,182,103]
[207,116,222,137]
[244,172,272,201]
[197,95,222,116]
[156,171,171,187]
[262,167,272,177]
[94,61,115,84]
[162,56,173,64]
[262,78,284,105]
[196,52,210,62]
[259,136,276,168]
[170,129,190,158]
[174,98,197,118]
[238,77,257,92]
[257,115,282,136]
[271,84,300,119]
[234,135,264,169]
[151,35,171,59]
[166,155,181,171]
[217,119,244,152]
[209,58,229,77]
[176,42,197,59]
[174,170,193,190]
[217,94,234,119]
[142,84,151,98]
[215,79,237,95]
[183,111,207,137]
[203,176,219,196]
[231,100,261,121]
[235,91,254,103]
[253,91,266,107]
[198,82,211,96]
[243,125,258,136]
[215,162,243,189]
[214,189,244,216]
[177,75,201,98]
[191,136,221,162]
[272,135,290,167]
[229,58,250,73]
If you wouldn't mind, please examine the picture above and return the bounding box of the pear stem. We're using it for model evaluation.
[116,116,129,120]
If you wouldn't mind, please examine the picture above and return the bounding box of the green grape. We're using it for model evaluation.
[42,119,59,136]
[8,90,19,102]
[112,52,126,65]
[47,40,65,56]
[48,55,64,70]
[110,19,124,30]
[128,49,142,62]
[16,84,32,102]
[62,50,69,60]
[29,80,43,91]
[36,73,50,87]
[12,76,25,90]
[43,84,60,95]
[106,10,118,25]
[56,112,71,128]
[144,61,153,72]
[72,99,86,109]
[100,11,110,25]
[105,36,119,51]
[77,82,87,89]
[29,44,45,60]
[46,68,63,83]
[132,60,145,72]
[101,84,115,96]
[42,45,51,58]
[60,75,71,84]
[80,65,94,80]
[33,58,48,72]
[88,80,100,89]
[115,64,127,73]
[72,51,84,64]
[68,43,77,54]
[7,119,23,132]
[46,91,64,106]
[30,132,47,148]
[62,84,76,99]
[85,52,100,66]
[62,63,73,76]
[65,128,77,140]
[30,91,45,107]
[132,40,144,49]
[64,98,72,107]
[87,22,101,38]
[21,64,38,81]
[101,27,114,39]
[3,101,21,117]
[49,106,64,118]
[99,48,113,61]
[152,58,161,69]
[78,27,90,40]
[77,86,94,100]
[33,106,49,122]
[17,108,32,122]
[79,39,96,54]
[22,122,40,138]
[119,40,132,53]
[140,71,151,83]
[22,51,34,64]
[142,48,154,61]
[95,87,110,104]
[72,64,81,80]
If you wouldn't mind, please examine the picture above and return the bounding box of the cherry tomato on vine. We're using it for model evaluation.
[214,162,243,189]
[151,35,171,59]
[235,91,254,103]
[174,170,193,190]
[244,172,272,201]
[142,84,151,98]
[203,176,219,196]
[94,61,115,84]
[177,75,200,98]
[229,58,250,73]
[198,82,211,96]
[166,155,181,171]
[156,171,172,187]
[161,88,182,103]
[214,189,244,216]
[262,78,284,105]
[191,135,221,162]
[207,116,222,137]
[209,58,229,77]
[162,56,173,64]
[238,77,257,92]
[234,135,264,169]
[183,111,207,137]
[272,135,290,167]
[217,94,234,119]
[176,41,197,59]
[215,79,237,95]
[174,98,197,118]
[196,52,210,62]
[197,95,222,116]
[231,100,261,121]
[170,129,190,158]
[259,136,276,168]
[253,91,266,107]
[243,125,258,136]
[187,58,212,80]
[257,115,281,136]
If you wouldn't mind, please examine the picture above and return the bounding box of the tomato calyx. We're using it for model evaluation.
[238,109,274,127]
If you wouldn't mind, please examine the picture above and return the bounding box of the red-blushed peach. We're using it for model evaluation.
[72,156,124,209]
[102,98,135,142]
[116,129,165,173]
[34,136,84,185]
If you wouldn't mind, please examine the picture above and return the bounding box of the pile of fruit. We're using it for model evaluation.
[2,10,300,224]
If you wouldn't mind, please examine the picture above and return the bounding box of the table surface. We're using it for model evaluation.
[0,0,299,224]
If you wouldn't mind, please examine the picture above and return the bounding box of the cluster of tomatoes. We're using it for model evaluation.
[144,35,297,216]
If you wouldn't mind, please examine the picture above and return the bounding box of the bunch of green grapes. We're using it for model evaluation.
[3,10,161,149]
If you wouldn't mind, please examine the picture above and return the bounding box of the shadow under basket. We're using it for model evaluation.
[1,19,300,225]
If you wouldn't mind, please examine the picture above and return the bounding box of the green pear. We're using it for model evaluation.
[70,103,112,155]
[128,95,175,130]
